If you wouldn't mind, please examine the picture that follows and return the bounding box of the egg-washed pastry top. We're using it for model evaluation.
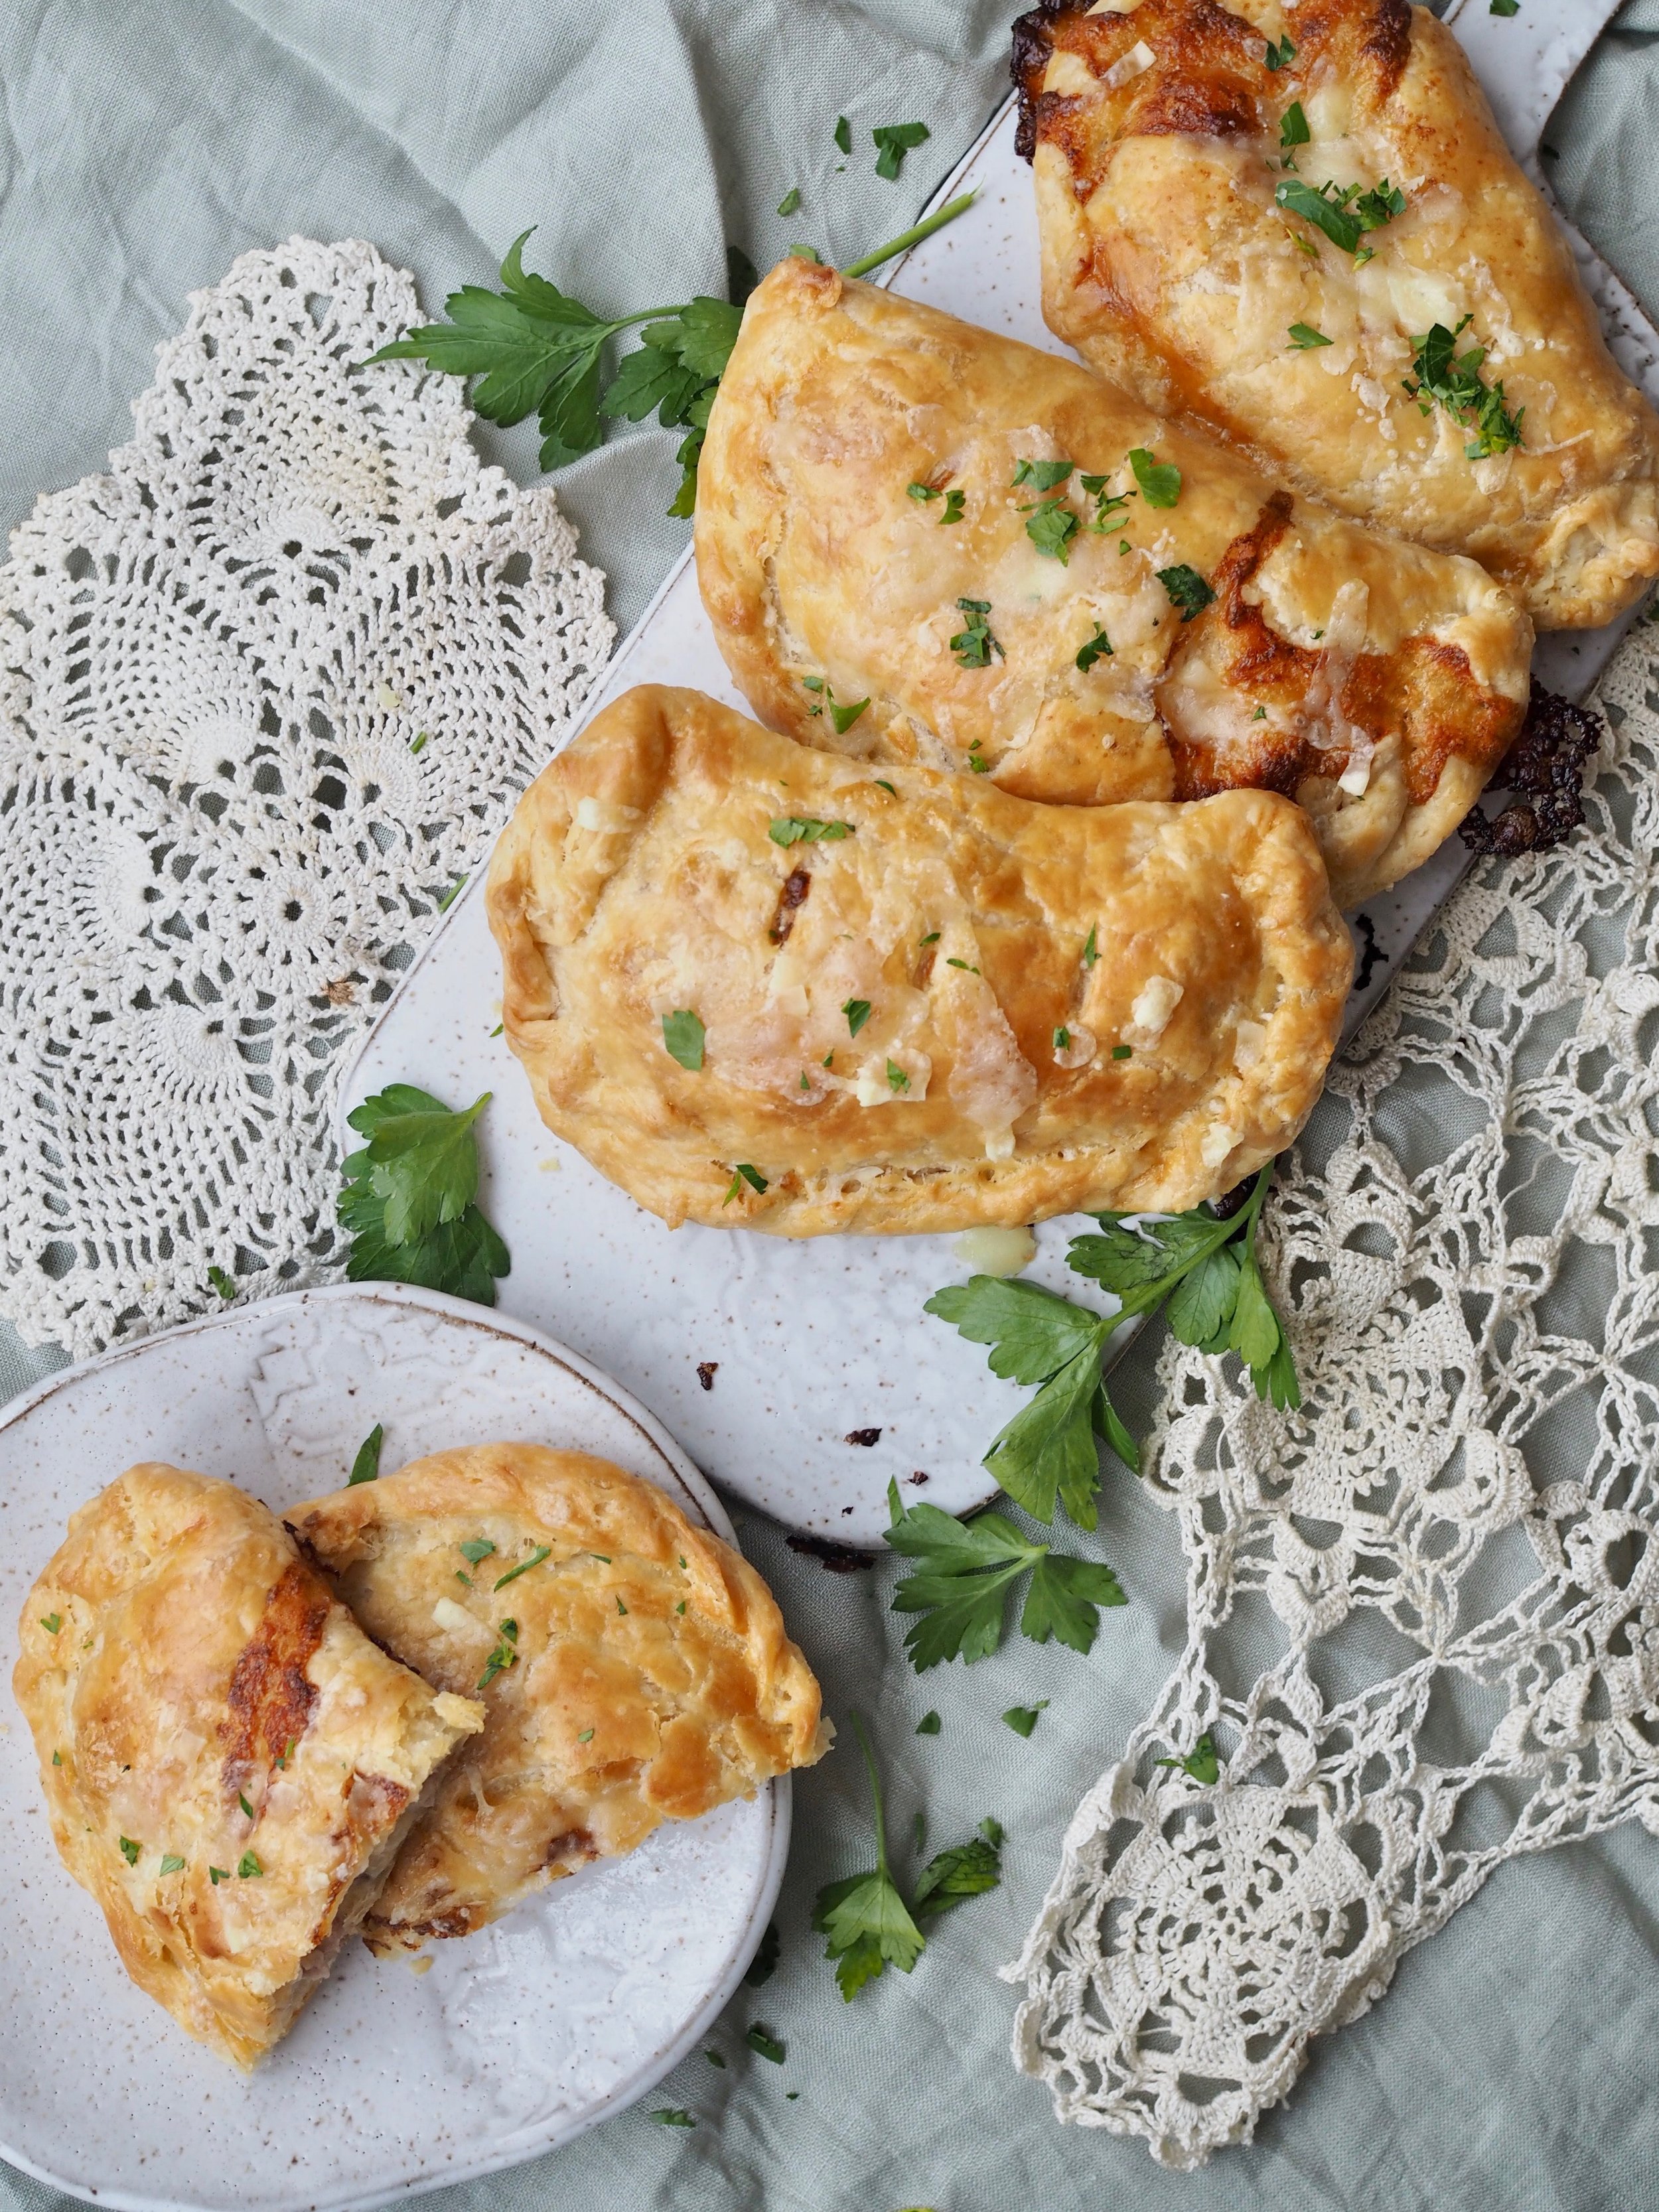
[286,1442,827,1955]
[1013,0,1659,630]
[485,683,1352,1235]
[695,256,1532,907]
[11,1464,484,2069]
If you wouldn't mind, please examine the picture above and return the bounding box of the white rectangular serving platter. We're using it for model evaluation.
[340,0,1657,1547]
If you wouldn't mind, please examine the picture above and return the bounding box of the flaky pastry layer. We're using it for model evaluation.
[287,1443,826,1954]
[12,1465,483,2068]
[1014,0,1659,628]
[695,257,1531,906]
[484,684,1352,1234]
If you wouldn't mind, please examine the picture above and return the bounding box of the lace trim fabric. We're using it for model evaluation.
[1008,626,1659,2166]
[0,238,613,1358]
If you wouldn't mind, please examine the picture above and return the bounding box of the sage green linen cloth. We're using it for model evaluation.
[3,3,1659,2207]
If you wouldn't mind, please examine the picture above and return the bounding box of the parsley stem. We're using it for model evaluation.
[843,192,977,280]
[847,1712,892,1881]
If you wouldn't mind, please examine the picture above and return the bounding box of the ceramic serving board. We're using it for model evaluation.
[340,1,1655,1549]
[0,1284,788,2212]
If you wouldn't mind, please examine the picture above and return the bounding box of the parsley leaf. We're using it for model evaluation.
[159,1853,186,1876]
[662,1009,706,1069]
[1403,316,1524,459]
[916,1710,942,1734]
[1127,447,1181,508]
[477,1618,520,1691]
[842,998,872,1037]
[1489,0,1518,14]
[885,1482,1124,1668]
[777,186,801,217]
[1157,564,1216,621]
[1076,623,1114,672]
[238,1852,263,1878]
[339,1084,510,1306]
[1011,458,1074,492]
[872,121,929,181]
[812,1715,926,1999]
[40,1613,60,1635]
[119,1837,140,1866]
[208,1265,237,1301]
[950,598,1003,667]
[1024,498,1080,564]
[886,1060,910,1093]
[745,2024,786,2064]
[1288,322,1333,350]
[723,1162,769,1204]
[1156,1731,1220,1784]
[651,2108,696,2128]
[1078,471,1133,531]
[460,1538,496,1564]
[770,817,853,846]
[834,115,852,155]
[1265,34,1296,68]
[913,1827,1002,1917]
[494,1544,552,1590]
[1276,176,1405,255]
[209,1866,230,1884]
[1003,1702,1047,1737]
[1279,101,1310,151]
[348,1423,384,1486]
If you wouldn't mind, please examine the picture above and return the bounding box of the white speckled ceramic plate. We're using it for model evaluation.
[338,0,1656,1548]
[0,1282,789,2212]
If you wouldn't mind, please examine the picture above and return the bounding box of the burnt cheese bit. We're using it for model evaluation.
[768,866,812,945]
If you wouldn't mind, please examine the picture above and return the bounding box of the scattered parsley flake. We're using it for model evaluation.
[770,815,853,846]
[920,930,940,945]
[651,2108,696,2128]
[916,1711,942,1735]
[662,1009,706,1070]
[40,1613,60,1635]
[238,1852,263,1878]
[1011,458,1074,492]
[1023,497,1080,563]
[886,1060,910,1093]
[1280,100,1310,151]
[1276,175,1406,255]
[777,186,801,216]
[494,1544,552,1590]
[460,1538,496,1564]
[676,1598,687,1614]
[1054,1026,1071,1052]
[577,1728,595,1743]
[938,486,966,524]
[348,1422,384,1486]
[1288,322,1333,350]
[945,957,980,974]
[875,778,898,795]
[617,1596,628,1615]
[706,2049,727,2068]
[1157,564,1216,621]
[1404,315,1524,458]
[119,1836,141,1866]
[1156,1731,1221,1784]
[1003,1702,1048,1738]
[745,1921,781,1986]
[208,1265,237,1301]
[1265,34,1296,67]
[746,2024,787,2064]
[210,1866,230,1885]
[812,1715,926,1999]
[437,876,467,912]
[1076,622,1114,672]
[1112,1043,1133,1060]
[873,120,929,180]
[950,598,1003,667]
[477,1618,520,1691]
[842,998,872,1037]
[1127,447,1181,508]
[238,1792,255,1819]
[409,730,429,756]
[159,1854,186,1876]
[834,115,852,155]
[1082,926,1098,967]
[722,1162,768,1204]
[1489,0,1518,14]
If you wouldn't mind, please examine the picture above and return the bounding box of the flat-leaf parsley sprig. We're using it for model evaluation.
[338,1083,510,1306]
[927,1160,1300,1529]
[884,1480,1125,1667]
[1403,315,1524,460]
[813,1715,926,1999]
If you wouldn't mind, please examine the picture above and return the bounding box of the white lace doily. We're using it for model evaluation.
[0,237,613,1357]
[1009,626,1659,2166]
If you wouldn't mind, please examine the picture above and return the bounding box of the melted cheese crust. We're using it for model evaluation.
[286,1444,826,1955]
[484,683,1352,1233]
[696,257,1531,905]
[1015,0,1659,628]
[11,1466,484,2068]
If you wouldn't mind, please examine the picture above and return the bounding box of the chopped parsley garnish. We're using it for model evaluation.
[676,1598,687,1614]
[159,1854,186,1876]
[945,957,979,975]
[812,1715,926,1999]
[1288,322,1333,350]
[348,1422,384,1486]
[437,875,467,912]
[208,1265,237,1301]
[339,1083,509,1307]
[40,1613,60,1635]
[1404,316,1524,458]
[238,1852,263,1878]
[886,1060,910,1093]
[1127,447,1181,508]
[1157,564,1216,621]
[842,999,872,1036]
[1078,472,1133,531]
[210,1866,230,1885]
[577,1727,595,1743]
[1489,0,1518,14]
[1082,926,1098,967]
[802,678,872,732]
[1156,1731,1221,1783]
[834,115,852,155]
[119,1837,141,1866]
[1076,623,1114,672]
[494,1544,552,1590]
[1054,1026,1071,1052]
[1276,175,1406,254]
[770,817,853,846]
[278,1736,296,1767]
[723,1163,769,1204]
[874,779,898,795]
[662,1010,706,1071]
[477,1618,520,1691]
[746,2024,787,2064]
[913,1821,1003,1916]
[1264,34,1296,68]
[920,931,940,945]
[950,598,1003,667]
[916,1710,942,1735]
[885,1480,1124,1667]
[651,2108,697,2128]
[909,481,965,525]
[1279,100,1310,152]
[460,1538,496,1564]
[1010,458,1074,492]
[1024,498,1079,564]
[745,1922,781,1986]
[1003,1702,1047,1738]
[238,1792,255,1818]
[1112,1043,1133,1060]
[409,729,430,756]
[872,120,929,180]
[776,186,801,217]
[706,2049,727,2067]
[616,1596,628,1615]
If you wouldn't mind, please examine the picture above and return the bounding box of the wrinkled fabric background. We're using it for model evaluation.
[3,3,1659,2207]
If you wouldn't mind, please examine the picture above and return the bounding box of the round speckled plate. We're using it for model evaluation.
[0,1282,788,2212]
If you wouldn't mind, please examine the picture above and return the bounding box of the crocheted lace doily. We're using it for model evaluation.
[1008,624,1659,2166]
[0,237,613,1358]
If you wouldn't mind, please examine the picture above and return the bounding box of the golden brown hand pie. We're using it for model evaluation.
[12,1464,484,2069]
[695,256,1532,904]
[286,1444,826,1955]
[1013,0,1659,629]
[485,683,1352,1233]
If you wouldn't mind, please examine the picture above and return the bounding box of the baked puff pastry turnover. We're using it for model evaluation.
[695,257,1533,906]
[1013,0,1659,629]
[12,1465,484,2068]
[485,684,1352,1233]
[287,1444,826,1955]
